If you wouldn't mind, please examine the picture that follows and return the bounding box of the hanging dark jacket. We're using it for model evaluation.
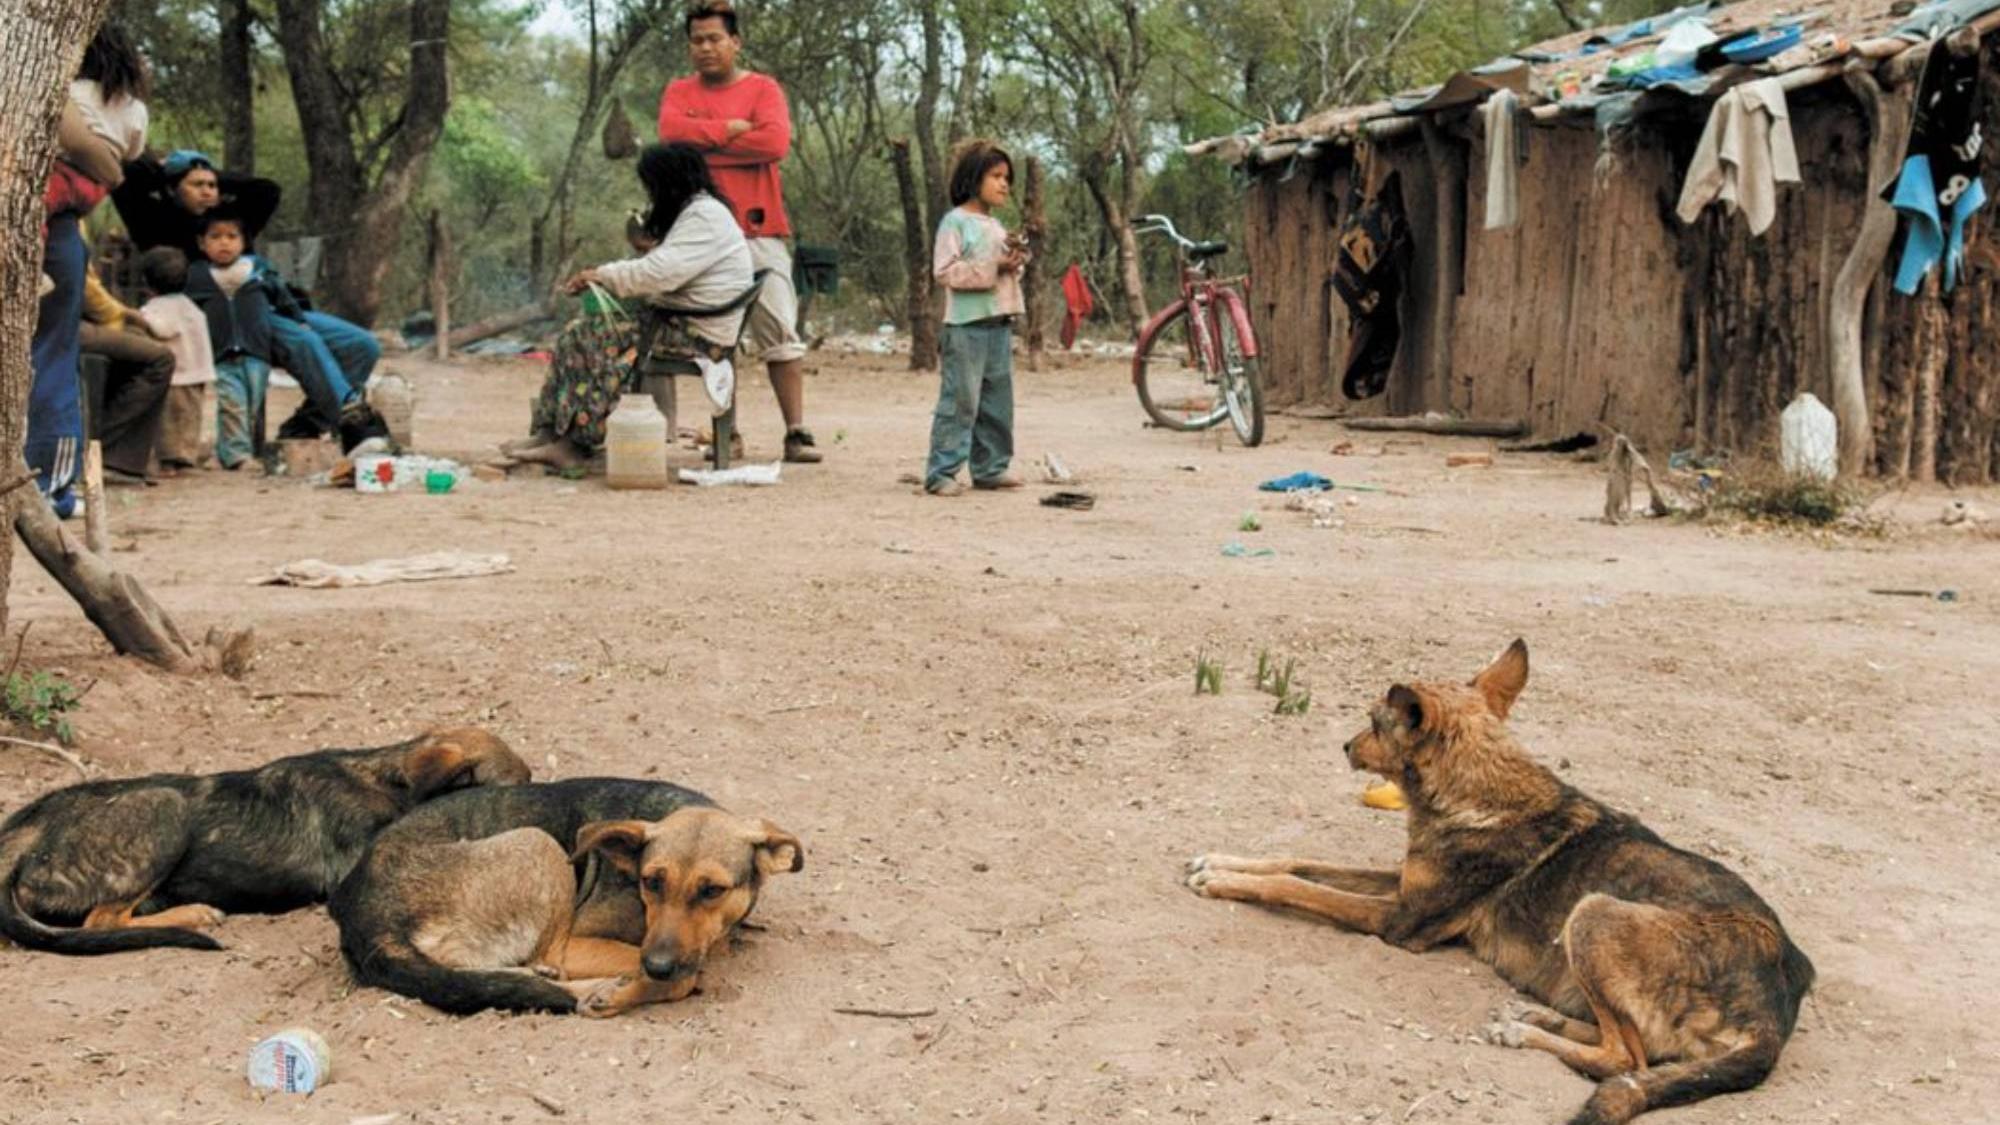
[184,257,304,364]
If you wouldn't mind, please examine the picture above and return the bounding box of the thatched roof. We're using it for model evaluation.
[1190,0,2000,165]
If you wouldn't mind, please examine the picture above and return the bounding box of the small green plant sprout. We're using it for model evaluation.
[1238,511,1262,532]
[1255,650,1310,715]
[1194,651,1224,696]
[3,669,83,746]
[1274,685,1312,716]
[1254,648,1273,692]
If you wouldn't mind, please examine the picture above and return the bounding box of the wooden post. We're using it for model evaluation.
[80,442,107,555]
[1913,275,1946,482]
[1021,156,1048,371]
[427,208,452,360]
[1828,58,1920,479]
[1419,119,1465,414]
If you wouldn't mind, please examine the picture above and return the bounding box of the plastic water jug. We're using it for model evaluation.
[605,393,669,490]
[369,371,416,449]
[1780,392,1836,480]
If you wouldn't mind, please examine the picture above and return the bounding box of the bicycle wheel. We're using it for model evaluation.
[1215,307,1265,447]
[1135,302,1229,432]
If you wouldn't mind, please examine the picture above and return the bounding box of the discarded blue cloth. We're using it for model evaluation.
[1719,25,1802,64]
[1890,155,1988,293]
[1259,471,1333,492]
[1221,541,1277,558]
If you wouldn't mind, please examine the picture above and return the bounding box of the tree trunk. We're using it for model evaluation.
[1,0,116,640]
[914,0,948,237]
[446,302,549,350]
[1081,161,1146,339]
[1829,64,1918,478]
[427,208,452,361]
[1021,155,1048,370]
[14,489,198,672]
[220,0,256,173]
[889,138,939,371]
[273,0,452,326]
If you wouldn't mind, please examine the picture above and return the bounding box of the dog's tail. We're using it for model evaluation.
[1564,1038,1781,1125]
[345,934,577,1016]
[0,831,222,955]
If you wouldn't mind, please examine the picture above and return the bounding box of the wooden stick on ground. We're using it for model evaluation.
[1342,415,1527,438]
[0,734,90,780]
[833,1005,938,1020]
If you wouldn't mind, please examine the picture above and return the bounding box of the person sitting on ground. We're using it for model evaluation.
[79,262,176,485]
[182,212,312,470]
[137,248,216,475]
[111,149,384,449]
[508,143,753,470]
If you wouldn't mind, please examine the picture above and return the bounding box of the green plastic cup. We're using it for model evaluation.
[424,469,455,495]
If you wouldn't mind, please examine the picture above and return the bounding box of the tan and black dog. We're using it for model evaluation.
[1187,641,1814,1125]
[330,778,802,1017]
[0,727,529,955]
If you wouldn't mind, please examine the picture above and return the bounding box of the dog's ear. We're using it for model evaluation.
[402,733,478,797]
[1470,639,1530,719]
[1386,684,1427,732]
[743,818,804,876]
[572,819,651,875]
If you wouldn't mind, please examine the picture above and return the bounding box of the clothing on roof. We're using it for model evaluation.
[1887,40,1987,293]
[1481,89,1524,231]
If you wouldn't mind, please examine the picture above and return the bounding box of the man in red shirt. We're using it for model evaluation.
[658,0,821,463]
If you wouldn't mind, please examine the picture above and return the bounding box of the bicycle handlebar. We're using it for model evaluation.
[1135,213,1196,250]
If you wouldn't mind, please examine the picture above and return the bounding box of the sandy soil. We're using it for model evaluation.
[0,348,1995,1125]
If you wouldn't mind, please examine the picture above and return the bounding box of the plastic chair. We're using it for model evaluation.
[627,269,768,470]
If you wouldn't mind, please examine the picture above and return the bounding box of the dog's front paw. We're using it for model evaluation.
[1185,854,1213,877]
[184,905,228,929]
[1186,867,1220,896]
[577,975,635,1019]
[1482,1020,1529,1049]
[530,961,563,980]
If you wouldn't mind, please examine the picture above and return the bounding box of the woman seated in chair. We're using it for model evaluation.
[507,143,754,469]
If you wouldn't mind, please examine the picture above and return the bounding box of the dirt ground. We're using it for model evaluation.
[0,347,1995,1125]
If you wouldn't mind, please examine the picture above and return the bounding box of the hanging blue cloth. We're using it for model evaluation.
[1890,156,1988,294]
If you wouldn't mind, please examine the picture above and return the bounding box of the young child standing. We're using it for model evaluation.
[925,140,1027,496]
[137,247,215,473]
[182,212,307,469]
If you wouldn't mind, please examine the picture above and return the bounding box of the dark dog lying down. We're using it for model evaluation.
[0,728,529,955]
[331,778,802,1017]
[1188,642,1814,1125]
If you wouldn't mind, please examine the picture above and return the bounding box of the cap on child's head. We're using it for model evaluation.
[139,247,189,295]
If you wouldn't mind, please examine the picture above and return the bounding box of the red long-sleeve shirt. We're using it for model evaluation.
[657,73,792,240]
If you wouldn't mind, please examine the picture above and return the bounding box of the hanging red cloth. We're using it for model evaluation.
[1059,263,1094,350]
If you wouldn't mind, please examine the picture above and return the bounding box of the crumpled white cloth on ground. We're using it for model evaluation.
[251,551,513,588]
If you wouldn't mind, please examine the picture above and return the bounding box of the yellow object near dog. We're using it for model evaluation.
[1361,779,1408,811]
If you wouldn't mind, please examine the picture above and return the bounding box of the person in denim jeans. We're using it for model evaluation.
[111,149,383,448]
[926,140,1026,496]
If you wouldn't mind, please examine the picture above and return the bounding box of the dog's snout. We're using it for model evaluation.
[642,951,696,982]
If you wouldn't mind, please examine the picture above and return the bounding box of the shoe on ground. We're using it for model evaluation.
[973,473,1024,490]
[783,427,824,464]
[337,398,391,454]
[926,479,965,497]
[275,410,325,441]
[103,467,155,488]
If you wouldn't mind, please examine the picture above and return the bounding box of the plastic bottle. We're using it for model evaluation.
[1779,392,1837,480]
[605,393,669,490]
[247,1027,331,1094]
[368,371,416,450]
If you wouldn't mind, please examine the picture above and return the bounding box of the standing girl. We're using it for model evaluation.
[926,140,1027,496]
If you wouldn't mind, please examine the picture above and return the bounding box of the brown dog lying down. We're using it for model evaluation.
[1187,641,1814,1125]
[0,728,530,955]
[330,778,803,1017]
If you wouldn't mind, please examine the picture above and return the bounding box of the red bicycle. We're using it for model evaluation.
[1131,214,1265,446]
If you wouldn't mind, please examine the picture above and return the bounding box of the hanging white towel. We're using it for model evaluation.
[1481,89,1522,230]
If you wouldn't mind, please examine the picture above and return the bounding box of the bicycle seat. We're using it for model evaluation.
[1188,240,1229,260]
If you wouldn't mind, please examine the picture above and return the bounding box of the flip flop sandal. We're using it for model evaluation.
[1041,490,1096,511]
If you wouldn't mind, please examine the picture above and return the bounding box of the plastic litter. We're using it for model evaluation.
[1220,541,1276,558]
[678,461,782,487]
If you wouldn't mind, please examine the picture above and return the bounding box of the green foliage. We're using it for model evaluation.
[440,98,548,222]
[4,671,83,746]
[1255,650,1310,716]
[1194,651,1224,695]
